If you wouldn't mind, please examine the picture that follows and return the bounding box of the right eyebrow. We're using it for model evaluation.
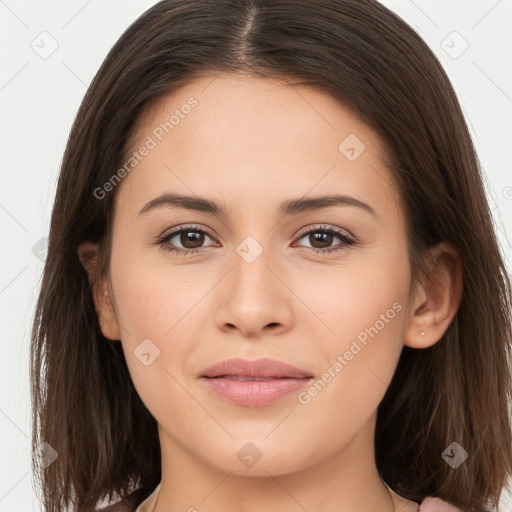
[138,193,229,218]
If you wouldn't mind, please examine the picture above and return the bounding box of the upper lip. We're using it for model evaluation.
[201,358,313,379]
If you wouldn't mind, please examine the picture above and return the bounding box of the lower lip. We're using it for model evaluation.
[200,376,312,407]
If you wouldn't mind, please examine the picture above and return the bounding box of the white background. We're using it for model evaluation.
[0,0,511,510]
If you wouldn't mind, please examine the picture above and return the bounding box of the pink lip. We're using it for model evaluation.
[199,358,313,407]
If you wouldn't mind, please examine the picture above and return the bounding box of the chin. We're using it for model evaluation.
[198,440,317,477]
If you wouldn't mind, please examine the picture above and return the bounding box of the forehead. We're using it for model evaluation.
[115,73,400,220]
[129,73,376,155]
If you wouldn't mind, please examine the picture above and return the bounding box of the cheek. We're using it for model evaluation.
[107,240,203,399]
[109,225,203,342]
[112,274,201,359]
[112,277,203,424]
[292,245,410,351]
[294,287,407,453]
[292,249,410,415]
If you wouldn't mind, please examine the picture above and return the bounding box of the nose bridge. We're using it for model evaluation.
[215,233,293,336]
[232,234,275,305]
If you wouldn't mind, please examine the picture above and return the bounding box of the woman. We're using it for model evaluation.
[30,1,512,511]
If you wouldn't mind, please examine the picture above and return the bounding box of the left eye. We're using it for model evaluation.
[294,226,356,252]
[156,224,356,255]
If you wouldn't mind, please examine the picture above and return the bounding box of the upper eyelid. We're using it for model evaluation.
[295,223,354,239]
[163,224,217,240]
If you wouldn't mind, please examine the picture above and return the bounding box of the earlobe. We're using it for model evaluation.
[92,278,121,341]
[404,242,463,349]
[404,292,436,349]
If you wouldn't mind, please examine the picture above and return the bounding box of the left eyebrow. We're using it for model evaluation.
[279,194,377,217]
[137,192,377,218]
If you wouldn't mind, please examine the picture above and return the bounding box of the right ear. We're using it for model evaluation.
[77,241,121,340]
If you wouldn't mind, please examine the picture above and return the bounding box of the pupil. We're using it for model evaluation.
[311,232,332,249]
[181,231,204,249]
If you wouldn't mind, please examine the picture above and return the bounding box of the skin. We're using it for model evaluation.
[78,73,463,512]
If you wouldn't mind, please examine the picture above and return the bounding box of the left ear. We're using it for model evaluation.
[404,242,463,349]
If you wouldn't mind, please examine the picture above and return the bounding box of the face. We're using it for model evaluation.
[102,73,415,476]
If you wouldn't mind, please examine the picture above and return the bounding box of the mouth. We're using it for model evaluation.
[208,375,296,381]
[199,358,313,407]
[200,357,313,379]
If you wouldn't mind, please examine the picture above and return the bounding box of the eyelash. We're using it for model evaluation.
[156,224,357,256]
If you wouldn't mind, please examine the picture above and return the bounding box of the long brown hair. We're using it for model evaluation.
[30,1,512,511]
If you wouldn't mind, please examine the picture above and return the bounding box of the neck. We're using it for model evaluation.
[153,414,400,512]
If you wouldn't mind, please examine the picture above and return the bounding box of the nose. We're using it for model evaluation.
[215,246,294,338]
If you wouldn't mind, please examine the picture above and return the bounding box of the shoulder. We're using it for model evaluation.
[391,496,463,512]
[96,498,137,512]
[396,495,463,512]
[387,483,462,512]
[95,488,149,512]
[96,485,155,512]
[96,502,137,512]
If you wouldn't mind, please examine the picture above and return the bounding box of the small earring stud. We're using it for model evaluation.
[104,290,109,296]
[420,331,425,336]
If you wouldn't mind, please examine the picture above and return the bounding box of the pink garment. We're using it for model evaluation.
[418,496,464,511]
